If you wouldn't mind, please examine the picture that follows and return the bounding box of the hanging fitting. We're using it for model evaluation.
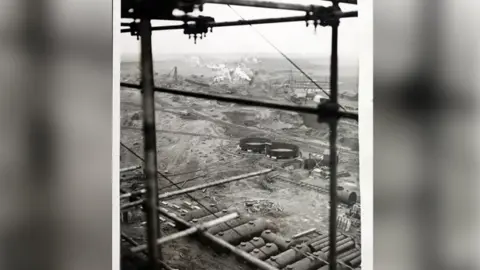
[317,101,340,123]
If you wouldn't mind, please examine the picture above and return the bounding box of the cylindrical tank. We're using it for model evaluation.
[260,230,292,251]
[178,204,225,221]
[348,254,361,267]
[339,250,360,263]
[239,137,272,153]
[284,251,327,270]
[237,237,266,253]
[337,187,358,206]
[216,219,268,246]
[207,215,254,235]
[249,237,266,249]
[249,243,279,261]
[309,235,347,251]
[315,263,351,270]
[320,238,353,252]
[266,142,300,159]
[305,233,341,246]
[265,244,311,269]
[322,240,355,256]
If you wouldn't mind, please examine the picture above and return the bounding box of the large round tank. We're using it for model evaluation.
[239,137,272,153]
[266,142,300,159]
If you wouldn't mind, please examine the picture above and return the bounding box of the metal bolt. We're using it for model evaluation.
[249,221,255,225]
[265,230,271,234]
[240,242,246,246]
[286,239,291,243]
[270,256,276,261]
[253,249,259,253]
[192,219,198,223]
[253,237,259,241]
[222,209,228,213]
[266,243,272,248]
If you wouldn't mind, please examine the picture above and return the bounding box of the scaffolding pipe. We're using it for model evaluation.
[131,213,239,253]
[121,169,273,210]
[120,174,207,199]
[139,17,162,269]
[120,12,358,33]
[157,207,279,270]
[120,83,358,120]
[204,0,356,11]
[328,2,340,270]
[120,165,142,173]
[121,233,177,270]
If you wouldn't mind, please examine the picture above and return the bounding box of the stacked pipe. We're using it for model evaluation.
[249,243,279,261]
[143,198,361,269]
[214,218,269,252]
[308,234,347,251]
[207,215,255,234]
[260,229,293,251]
[284,251,327,270]
[265,244,310,268]
[238,237,266,253]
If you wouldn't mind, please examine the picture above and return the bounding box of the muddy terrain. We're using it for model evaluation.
[120,56,360,270]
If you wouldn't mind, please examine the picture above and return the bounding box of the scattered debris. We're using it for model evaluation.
[244,200,283,215]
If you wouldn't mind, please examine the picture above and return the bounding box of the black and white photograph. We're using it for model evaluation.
[118,1,368,270]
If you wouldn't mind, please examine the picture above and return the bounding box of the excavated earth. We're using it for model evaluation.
[120,58,360,270]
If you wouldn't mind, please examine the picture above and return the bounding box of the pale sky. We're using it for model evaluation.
[121,0,358,59]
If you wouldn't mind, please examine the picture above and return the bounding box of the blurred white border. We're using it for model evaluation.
[358,0,373,269]
[113,0,121,269]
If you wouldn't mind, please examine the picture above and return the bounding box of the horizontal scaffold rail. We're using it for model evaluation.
[120,12,357,33]
[120,83,358,121]
[121,168,274,210]
[205,0,357,10]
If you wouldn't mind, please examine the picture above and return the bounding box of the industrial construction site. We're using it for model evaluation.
[120,55,360,270]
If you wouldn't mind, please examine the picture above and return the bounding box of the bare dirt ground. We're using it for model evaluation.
[120,56,360,270]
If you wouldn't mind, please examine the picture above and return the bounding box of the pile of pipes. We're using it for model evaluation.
[169,201,362,270]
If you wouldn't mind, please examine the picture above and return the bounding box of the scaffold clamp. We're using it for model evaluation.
[317,101,341,123]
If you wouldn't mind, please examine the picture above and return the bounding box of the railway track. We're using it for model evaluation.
[122,198,362,270]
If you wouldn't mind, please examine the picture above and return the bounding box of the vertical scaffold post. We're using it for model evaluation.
[328,1,340,270]
[139,11,162,269]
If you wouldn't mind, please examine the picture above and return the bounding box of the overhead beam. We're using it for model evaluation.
[205,0,356,10]
[121,12,358,33]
